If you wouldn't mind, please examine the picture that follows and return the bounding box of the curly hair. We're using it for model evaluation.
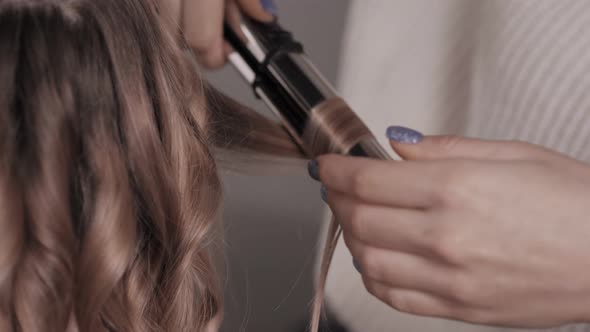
[0,0,301,331]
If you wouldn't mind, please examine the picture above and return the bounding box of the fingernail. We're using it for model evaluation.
[320,185,328,203]
[353,259,362,273]
[260,0,278,15]
[308,160,320,181]
[386,126,423,144]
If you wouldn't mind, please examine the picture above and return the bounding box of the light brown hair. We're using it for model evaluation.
[0,0,301,331]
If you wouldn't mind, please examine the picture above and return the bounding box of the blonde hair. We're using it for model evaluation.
[0,0,301,331]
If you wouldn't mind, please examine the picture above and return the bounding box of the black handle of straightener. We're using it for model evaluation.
[223,19,303,64]
[223,22,259,69]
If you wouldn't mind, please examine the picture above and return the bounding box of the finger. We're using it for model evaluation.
[224,0,247,55]
[224,0,271,52]
[183,0,226,68]
[344,234,455,295]
[223,40,233,58]
[237,0,275,21]
[390,134,554,162]
[363,278,475,321]
[195,38,227,68]
[328,191,432,253]
[225,0,245,43]
[317,154,444,208]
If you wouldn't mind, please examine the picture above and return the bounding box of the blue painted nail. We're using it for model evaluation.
[386,126,423,144]
[260,0,278,15]
[353,259,362,273]
[320,185,328,202]
[308,160,320,181]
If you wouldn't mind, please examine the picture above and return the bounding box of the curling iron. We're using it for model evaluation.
[223,17,390,160]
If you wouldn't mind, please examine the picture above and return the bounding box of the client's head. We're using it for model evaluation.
[0,0,224,330]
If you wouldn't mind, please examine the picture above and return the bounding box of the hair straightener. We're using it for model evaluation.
[223,17,390,160]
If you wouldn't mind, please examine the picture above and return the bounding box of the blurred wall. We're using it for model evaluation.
[203,1,350,331]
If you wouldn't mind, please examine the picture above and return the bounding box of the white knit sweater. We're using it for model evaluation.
[326,1,590,331]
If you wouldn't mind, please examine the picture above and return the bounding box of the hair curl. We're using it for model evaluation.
[0,0,301,331]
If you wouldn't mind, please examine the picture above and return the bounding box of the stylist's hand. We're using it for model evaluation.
[160,0,275,68]
[310,126,590,328]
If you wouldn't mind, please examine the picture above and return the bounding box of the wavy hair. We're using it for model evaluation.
[0,0,301,331]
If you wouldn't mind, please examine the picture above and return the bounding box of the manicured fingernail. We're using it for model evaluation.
[260,0,278,15]
[353,259,362,273]
[386,126,423,144]
[320,185,328,202]
[308,160,320,181]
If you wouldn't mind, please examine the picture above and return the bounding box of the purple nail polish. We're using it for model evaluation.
[260,0,278,15]
[353,259,362,273]
[308,159,320,181]
[320,185,328,203]
[386,126,423,144]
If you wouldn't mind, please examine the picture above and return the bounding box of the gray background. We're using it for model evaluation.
[204,1,351,331]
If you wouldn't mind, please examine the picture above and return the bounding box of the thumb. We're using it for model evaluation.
[386,126,547,161]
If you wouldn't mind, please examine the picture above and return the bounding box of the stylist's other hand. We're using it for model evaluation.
[312,126,590,328]
[160,0,275,68]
